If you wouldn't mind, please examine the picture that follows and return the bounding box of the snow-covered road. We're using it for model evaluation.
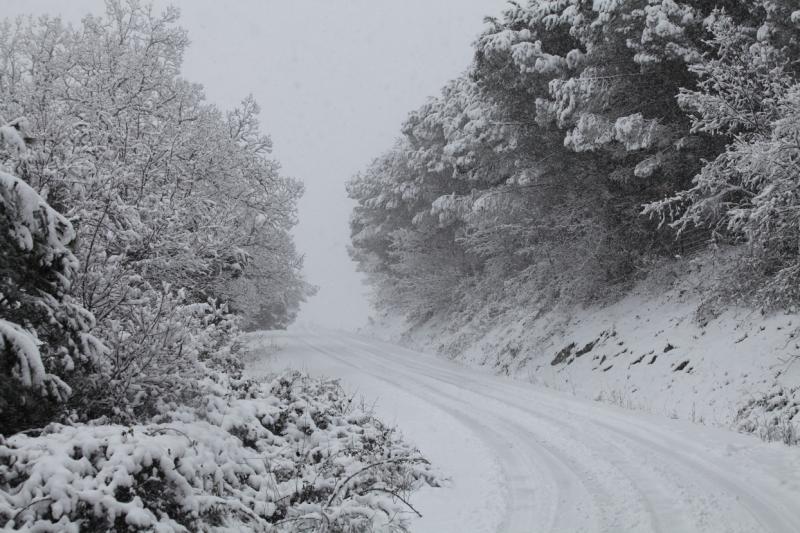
[246,329,800,533]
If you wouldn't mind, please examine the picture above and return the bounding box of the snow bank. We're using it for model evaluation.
[367,250,800,441]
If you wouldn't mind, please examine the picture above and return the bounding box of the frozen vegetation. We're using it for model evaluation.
[0,2,434,530]
[5,0,800,531]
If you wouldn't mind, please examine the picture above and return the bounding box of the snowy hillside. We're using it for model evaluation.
[368,250,800,441]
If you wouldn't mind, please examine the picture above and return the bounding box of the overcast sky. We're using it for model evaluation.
[5,0,508,329]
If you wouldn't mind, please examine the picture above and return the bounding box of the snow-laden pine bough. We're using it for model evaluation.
[0,371,439,532]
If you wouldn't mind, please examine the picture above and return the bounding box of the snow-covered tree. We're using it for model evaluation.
[0,1,313,418]
[0,121,105,433]
[350,0,800,321]
[0,5,437,530]
[646,8,800,304]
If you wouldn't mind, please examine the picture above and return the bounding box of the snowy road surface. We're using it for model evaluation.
[246,329,800,533]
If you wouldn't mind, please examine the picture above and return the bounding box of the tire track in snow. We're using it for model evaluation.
[330,333,704,531]
[303,332,645,532]
[279,329,800,533]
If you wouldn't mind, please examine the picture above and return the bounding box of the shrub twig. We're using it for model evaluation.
[326,457,429,506]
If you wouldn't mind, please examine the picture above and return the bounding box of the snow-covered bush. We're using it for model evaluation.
[735,387,800,445]
[0,371,437,532]
[80,294,243,424]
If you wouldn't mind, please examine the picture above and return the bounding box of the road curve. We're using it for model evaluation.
[247,329,800,533]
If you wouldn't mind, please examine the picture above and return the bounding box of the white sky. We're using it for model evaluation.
[5,0,508,329]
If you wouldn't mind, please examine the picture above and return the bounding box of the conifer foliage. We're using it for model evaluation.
[349,0,800,319]
[1,122,104,433]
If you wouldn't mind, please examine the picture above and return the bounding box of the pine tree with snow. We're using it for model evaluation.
[646,9,800,304]
[0,121,104,434]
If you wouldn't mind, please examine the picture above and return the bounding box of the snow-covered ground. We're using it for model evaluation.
[366,257,800,435]
[246,328,800,533]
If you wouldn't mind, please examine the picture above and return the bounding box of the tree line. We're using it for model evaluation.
[348,0,800,321]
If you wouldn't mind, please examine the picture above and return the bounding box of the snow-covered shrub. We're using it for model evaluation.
[0,371,437,532]
[78,294,243,424]
[0,122,105,434]
[735,387,800,445]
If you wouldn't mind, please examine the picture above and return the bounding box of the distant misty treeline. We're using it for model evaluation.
[348,0,800,320]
